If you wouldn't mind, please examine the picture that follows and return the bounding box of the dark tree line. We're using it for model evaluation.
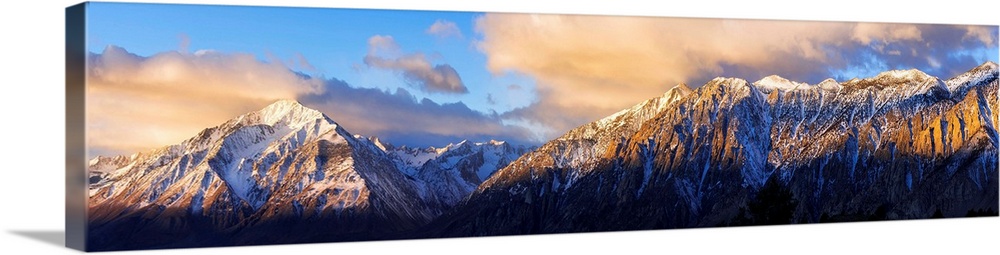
[730,175,799,226]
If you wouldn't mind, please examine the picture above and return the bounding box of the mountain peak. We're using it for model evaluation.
[248,99,329,128]
[943,61,998,93]
[817,78,841,90]
[370,136,394,151]
[838,68,943,94]
[754,75,807,92]
[978,61,998,71]
[452,140,471,149]
[259,99,308,114]
[874,68,934,81]
[474,139,508,147]
[660,83,694,103]
[670,83,693,93]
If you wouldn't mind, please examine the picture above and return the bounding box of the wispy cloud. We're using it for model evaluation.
[486,93,497,105]
[426,20,463,39]
[177,33,190,53]
[364,35,469,94]
[294,52,317,72]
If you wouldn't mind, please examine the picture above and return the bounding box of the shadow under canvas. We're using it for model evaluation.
[9,230,65,248]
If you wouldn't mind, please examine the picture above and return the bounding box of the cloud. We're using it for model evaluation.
[486,93,496,105]
[501,93,612,139]
[963,26,996,45]
[927,56,942,68]
[294,52,316,71]
[86,45,324,156]
[831,24,997,81]
[298,80,537,147]
[367,35,399,53]
[475,13,998,140]
[364,35,469,94]
[87,44,534,156]
[177,33,190,53]
[851,23,922,45]
[426,20,463,39]
[506,84,522,90]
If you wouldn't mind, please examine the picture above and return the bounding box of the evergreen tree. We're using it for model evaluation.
[931,209,944,218]
[733,175,799,225]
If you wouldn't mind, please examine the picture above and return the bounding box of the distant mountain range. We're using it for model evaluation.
[86,62,999,250]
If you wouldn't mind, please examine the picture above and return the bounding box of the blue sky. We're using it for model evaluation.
[84,2,999,156]
[87,3,535,114]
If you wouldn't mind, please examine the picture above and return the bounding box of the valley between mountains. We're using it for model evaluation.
[86,62,999,250]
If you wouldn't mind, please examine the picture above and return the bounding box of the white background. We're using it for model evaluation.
[1,0,998,254]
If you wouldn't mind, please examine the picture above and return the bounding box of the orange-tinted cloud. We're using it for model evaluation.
[475,13,996,138]
[86,46,324,156]
[964,26,996,45]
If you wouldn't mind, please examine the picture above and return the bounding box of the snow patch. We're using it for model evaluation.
[754,75,808,92]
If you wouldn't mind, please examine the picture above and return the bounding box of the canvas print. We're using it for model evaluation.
[68,2,999,251]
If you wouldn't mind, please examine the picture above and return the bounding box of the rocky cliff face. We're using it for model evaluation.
[429,62,998,236]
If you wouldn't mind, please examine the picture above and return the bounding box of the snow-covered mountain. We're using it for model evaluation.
[429,62,999,236]
[369,137,531,207]
[87,100,443,250]
[370,137,442,175]
[86,99,530,250]
[85,62,999,249]
[412,140,531,207]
